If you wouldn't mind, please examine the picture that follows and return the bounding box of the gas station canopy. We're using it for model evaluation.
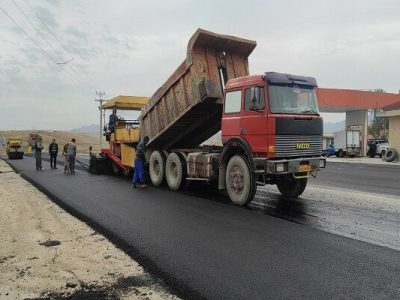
[101,95,149,110]
[317,88,400,113]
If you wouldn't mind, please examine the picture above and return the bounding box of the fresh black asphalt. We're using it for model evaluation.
[34,152,400,196]
[5,157,400,299]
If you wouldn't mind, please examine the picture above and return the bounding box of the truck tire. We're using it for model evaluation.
[380,149,387,159]
[149,151,166,187]
[226,155,256,206]
[165,152,186,191]
[383,148,397,162]
[337,149,344,158]
[277,177,307,198]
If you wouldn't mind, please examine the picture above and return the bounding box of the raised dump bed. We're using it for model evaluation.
[140,28,256,149]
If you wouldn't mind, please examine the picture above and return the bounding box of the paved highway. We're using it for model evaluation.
[312,160,400,196]
[5,156,400,299]
[29,152,400,196]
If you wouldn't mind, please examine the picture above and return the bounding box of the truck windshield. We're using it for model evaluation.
[268,85,319,115]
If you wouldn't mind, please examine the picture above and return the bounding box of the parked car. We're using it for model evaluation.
[368,139,389,158]
[323,144,336,157]
[376,141,389,157]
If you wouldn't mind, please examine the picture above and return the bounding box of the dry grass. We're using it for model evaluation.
[0,130,101,155]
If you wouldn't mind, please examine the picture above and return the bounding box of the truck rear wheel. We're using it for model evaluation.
[226,155,256,206]
[149,151,166,187]
[165,152,186,191]
[277,177,307,198]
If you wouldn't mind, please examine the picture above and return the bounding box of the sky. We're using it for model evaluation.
[1,0,400,130]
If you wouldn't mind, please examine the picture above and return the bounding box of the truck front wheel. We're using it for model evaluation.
[226,155,256,206]
[149,151,166,186]
[276,176,307,198]
[165,152,186,191]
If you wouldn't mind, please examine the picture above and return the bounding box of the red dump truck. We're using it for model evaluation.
[136,29,326,205]
[91,29,326,205]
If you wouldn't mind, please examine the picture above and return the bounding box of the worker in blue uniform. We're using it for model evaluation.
[132,136,149,188]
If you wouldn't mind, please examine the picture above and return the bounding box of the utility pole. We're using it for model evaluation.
[94,92,106,149]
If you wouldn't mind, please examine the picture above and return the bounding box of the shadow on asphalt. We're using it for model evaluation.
[149,179,310,227]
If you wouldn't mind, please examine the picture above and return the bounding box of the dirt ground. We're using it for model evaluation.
[0,160,178,299]
[0,130,101,155]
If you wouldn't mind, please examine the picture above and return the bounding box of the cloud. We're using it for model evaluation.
[1,0,400,130]
[44,0,61,7]
[64,27,87,41]
[34,6,59,30]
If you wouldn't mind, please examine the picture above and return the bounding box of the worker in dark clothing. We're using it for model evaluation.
[367,141,377,158]
[34,137,43,170]
[66,138,77,174]
[48,139,59,169]
[62,143,69,173]
[132,136,149,188]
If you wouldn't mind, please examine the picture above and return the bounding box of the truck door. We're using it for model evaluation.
[240,86,268,154]
[221,90,242,142]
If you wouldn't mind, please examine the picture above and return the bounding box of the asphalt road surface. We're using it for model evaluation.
[31,152,400,196]
[5,156,400,299]
[312,161,399,196]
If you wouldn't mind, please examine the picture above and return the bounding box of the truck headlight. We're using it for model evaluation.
[319,159,326,168]
[275,163,285,172]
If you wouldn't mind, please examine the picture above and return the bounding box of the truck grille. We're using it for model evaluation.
[275,135,322,158]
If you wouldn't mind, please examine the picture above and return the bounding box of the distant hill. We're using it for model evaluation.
[70,124,99,134]
[324,120,345,132]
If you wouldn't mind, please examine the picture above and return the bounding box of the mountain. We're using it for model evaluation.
[324,120,345,132]
[70,124,99,134]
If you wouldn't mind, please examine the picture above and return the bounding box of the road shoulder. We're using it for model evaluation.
[0,159,178,299]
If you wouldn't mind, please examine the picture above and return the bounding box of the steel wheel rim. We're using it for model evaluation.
[154,160,160,175]
[230,165,244,195]
[170,161,178,179]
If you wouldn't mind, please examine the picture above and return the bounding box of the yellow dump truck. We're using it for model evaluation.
[89,96,149,175]
[6,138,24,159]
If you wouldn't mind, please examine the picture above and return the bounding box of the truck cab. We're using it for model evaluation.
[220,72,326,201]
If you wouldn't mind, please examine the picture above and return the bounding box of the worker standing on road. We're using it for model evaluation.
[34,137,44,171]
[66,138,77,174]
[48,139,59,169]
[132,136,149,188]
[62,143,69,173]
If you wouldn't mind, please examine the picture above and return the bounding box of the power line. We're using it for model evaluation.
[1,5,58,64]
[23,0,71,57]
[0,5,86,90]
[2,2,95,91]
[10,0,94,88]
[11,0,61,57]
[22,0,98,88]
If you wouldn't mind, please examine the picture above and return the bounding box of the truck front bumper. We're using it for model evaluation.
[255,157,326,176]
